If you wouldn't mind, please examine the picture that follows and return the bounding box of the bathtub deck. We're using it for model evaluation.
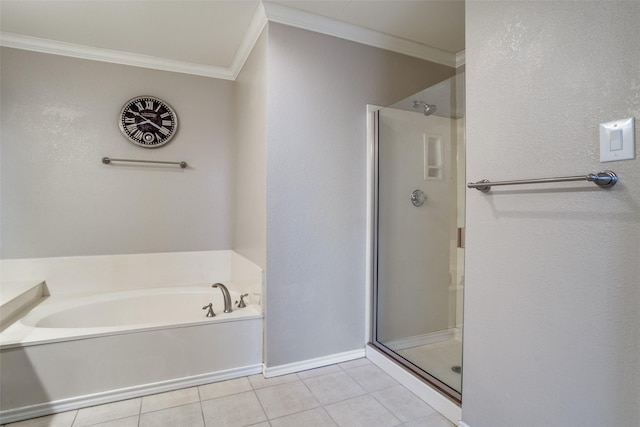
[0,281,48,330]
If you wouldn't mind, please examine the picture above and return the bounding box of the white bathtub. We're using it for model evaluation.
[3,285,260,345]
[0,251,264,424]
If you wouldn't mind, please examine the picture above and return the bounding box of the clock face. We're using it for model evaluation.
[119,96,178,148]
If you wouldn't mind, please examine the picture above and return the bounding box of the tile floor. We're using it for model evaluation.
[3,358,455,427]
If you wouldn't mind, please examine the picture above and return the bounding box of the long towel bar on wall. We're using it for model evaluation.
[467,170,618,193]
[102,157,188,168]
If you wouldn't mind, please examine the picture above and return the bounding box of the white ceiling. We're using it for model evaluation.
[275,1,464,53]
[0,1,464,79]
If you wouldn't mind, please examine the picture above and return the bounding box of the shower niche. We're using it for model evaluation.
[372,73,465,402]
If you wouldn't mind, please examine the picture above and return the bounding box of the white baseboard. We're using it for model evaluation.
[458,422,472,427]
[263,348,366,378]
[0,364,262,425]
[366,344,461,424]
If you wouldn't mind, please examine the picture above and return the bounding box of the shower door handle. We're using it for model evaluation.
[457,228,465,248]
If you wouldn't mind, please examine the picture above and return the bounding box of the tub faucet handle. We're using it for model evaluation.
[202,303,215,317]
[235,294,249,308]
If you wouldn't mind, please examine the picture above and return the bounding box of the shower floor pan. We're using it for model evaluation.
[396,335,462,393]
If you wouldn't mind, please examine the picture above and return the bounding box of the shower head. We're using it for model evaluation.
[412,100,437,116]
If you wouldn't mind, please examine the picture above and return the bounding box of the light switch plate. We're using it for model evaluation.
[600,117,635,162]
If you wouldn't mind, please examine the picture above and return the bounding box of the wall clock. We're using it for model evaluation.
[119,96,178,148]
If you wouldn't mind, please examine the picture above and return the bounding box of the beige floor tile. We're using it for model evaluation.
[248,373,299,390]
[302,371,367,405]
[403,413,455,427]
[201,390,267,427]
[73,399,140,427]
[325,394,402,427]
[139,402,203,427]
[270,407,337,427]
[5,411,77,427]
[338,358,372,370]
[255,381,320,419]
[141,387,200,413]
[372,385,436,423]
[198,377,253,401]
[85,415,139,427]
[296,364,341,379]
[344,364,399,392]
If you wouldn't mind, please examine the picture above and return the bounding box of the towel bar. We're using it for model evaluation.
[467,170,617,193]
[102,157,187,168]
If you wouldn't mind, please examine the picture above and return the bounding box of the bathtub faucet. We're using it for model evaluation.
[212,283,233,313]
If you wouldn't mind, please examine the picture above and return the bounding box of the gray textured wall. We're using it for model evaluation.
[1,48,234,258]
[265,23,455,367]
[464,2,640,426]
[234,27,268,270]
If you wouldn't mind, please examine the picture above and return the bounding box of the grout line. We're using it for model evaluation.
[197,386,206,427]
[322,403,342,427]
[252,383,270,423]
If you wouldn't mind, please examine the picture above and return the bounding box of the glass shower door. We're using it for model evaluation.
[373,73,465,402]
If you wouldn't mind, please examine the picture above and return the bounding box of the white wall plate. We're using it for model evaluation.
[600,117,635,162]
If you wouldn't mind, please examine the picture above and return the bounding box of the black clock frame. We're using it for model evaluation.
[119,96,178,148]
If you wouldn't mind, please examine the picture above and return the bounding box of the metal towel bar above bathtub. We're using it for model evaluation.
[102,157,188,168]
[467,170,618,193]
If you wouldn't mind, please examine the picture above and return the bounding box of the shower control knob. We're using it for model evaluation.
[410,189,427,207]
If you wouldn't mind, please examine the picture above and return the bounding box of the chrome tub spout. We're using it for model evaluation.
[212,283,232,313]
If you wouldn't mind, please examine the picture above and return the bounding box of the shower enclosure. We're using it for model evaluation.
[372,73,465,402]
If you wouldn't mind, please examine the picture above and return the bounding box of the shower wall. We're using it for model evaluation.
[377,108,454,343]
[0,47,234,259]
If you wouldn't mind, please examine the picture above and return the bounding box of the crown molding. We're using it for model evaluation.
[229,2,268,80]
[455,50,466,68]
[262,2,458,68]
[0,32,236,80]
[0,2,459,79]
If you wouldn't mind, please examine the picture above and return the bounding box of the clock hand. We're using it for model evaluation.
[130,111,165,131]
[131,111,154,122]
[137,119,167,133]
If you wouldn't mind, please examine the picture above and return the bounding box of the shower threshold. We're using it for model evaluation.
[366,344,462,424]
[370,337,461,404]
